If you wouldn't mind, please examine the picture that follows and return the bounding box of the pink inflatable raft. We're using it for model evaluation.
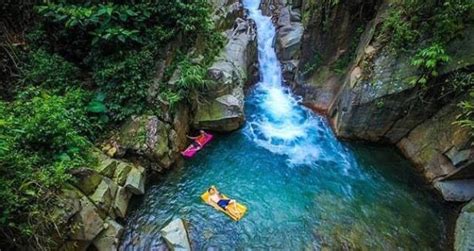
[181,133,213,158]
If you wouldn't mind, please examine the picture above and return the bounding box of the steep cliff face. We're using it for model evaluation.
[297,0,379,112]
[326,21,474,202]
[274,0,474,203]
[267,1,473,248]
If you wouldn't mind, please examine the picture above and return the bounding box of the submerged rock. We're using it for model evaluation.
[455,200,474,251]
[160,218,191,251]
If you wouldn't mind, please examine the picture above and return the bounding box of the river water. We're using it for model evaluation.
[120,0,450,249]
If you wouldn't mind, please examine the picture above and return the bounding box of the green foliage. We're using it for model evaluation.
[456,89,474,136]
[30,0,222,122]
[381,8,419,49]
[176,59,210,91]
[0,88,95,248]
[410,43,450,85]
[302,52,323,76]
[93,49,154,121]
[382,0,473,50]
[452,72,474,136]
[21,49,80,91]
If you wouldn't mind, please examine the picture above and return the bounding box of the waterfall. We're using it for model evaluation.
[243,0,352,168]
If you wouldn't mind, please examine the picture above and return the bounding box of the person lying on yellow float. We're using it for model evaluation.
[201,186,247,221]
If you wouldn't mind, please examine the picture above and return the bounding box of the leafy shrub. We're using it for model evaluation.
[381,8,419,50]
[452,73,474,135]
[93,49,154,121]
[0,88,95,248]
[410,43,450,85]
[381,0,473,50]
[456,90,474,135]
[21,49,80,91]
[176,59,210,91]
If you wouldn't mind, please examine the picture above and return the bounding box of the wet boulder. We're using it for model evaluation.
[160,218,191,251]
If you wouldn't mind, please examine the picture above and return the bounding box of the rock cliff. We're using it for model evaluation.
[268,0,473,249]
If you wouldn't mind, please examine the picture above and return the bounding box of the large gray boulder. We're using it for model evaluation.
[193,17,257,132]
[124,165,146,195]
[277,22,303,61]
[160,218,191,251]
[70,197,105,241]
[455,200,474,251]
[434,180,474,202]
[89,177,118,214]
[113,186,131,218]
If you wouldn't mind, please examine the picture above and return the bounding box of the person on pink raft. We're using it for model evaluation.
[186,130,208,150]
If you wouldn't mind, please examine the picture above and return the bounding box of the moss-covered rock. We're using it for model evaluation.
[69,197,105,241]
[113,162,132,186]
[93,219,124,251]
[455,200,474,251]
[113,186,132,218]
[104,115,176,170]
[70,168,103,196]
[124,166,146,195]
[89,177,118,214]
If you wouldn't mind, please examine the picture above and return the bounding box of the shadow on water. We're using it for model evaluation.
[120,0,453,249]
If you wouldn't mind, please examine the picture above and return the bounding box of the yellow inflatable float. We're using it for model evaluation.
[201,186,247,221]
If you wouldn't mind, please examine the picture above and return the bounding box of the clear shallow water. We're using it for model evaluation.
[120,0,450,249]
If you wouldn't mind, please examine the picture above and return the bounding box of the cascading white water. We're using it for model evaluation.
[243,0,352,167]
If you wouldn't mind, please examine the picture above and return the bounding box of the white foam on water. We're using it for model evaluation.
[242,0,356,170]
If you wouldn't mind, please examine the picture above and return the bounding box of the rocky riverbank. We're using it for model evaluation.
[46,1,258,250]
